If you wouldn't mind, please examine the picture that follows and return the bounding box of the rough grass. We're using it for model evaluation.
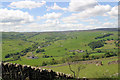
[44,57,118,78]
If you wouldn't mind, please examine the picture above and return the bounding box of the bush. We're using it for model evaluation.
[73,52,76,55]
[36,49,45,53]
[42,61,47,66]
[5,54,10,58]
[49,58,58,65]
[65,48,67,50]
[42,55,49,58]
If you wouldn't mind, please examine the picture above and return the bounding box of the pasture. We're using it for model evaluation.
[2,28,119,78]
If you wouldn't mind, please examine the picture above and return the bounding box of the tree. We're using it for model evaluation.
[50,58,58,65]
[76,37,77,39]
[67,58,86,78]
[67,61,75,77]
[64,48,67,50]
[5,54,10,58]
[105,52,111,57]
[42,55,49,58]
[76,64,86,78]
[85,49,88,53]
[92,56,95,59]
[42,61,47,66]
[36,49,45,53]
[73,52,76,55]
[88,40,105,50]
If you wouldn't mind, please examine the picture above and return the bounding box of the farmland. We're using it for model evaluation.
[2,28,119,78]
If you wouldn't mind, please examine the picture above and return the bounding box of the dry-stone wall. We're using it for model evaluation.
[2,62,74,80]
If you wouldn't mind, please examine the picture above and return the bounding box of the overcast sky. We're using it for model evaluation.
[0,0,118,32]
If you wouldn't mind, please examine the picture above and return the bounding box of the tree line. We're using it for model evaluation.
[95,33,113,39]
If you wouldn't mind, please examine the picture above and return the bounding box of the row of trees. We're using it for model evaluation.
[41,50,118,66]
[4,42,40,59]
[95,33,113,39]
[62,49,118,62]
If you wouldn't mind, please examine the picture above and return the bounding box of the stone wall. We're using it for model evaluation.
[2,62,74,80]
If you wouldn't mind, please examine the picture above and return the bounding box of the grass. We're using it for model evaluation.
[2,30,118,65]
[44,57,118,78]
[2,30,119,78]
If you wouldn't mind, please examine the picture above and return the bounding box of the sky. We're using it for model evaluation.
[0,0,118,32]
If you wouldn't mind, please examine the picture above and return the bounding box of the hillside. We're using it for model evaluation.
[2,28,119,78]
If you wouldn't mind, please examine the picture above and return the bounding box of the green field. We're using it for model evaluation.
[44,57,118,78]
[2,28,119,78]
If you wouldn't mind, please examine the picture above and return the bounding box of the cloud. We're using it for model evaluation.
[1,20,117,32]
[81,19,101,25]
[102,22,117,28]
[107,6,118,18]
[37,12,62,20]
[71,5,111,18]
[1,0,118,32]
[81,19,98,22]
[61,16,79,23]
[0,8,34,26]
[45,19,60,25]
[47,3,67,11]
[9,1,46,9]
[47,0,97,12]
[7,23,84,32]
[68,0,97,12]
[61,4,111,24]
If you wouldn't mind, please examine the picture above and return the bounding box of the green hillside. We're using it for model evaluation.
[2,28,119,78]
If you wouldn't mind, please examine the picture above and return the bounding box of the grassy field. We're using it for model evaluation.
[2,28,119,78]
[44,57,118,78]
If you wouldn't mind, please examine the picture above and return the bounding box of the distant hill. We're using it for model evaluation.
[93,28,118,31]
[1,28,119,33]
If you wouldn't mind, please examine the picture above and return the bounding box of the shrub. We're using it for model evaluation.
[42,61,47,66]
[36,49,45,53]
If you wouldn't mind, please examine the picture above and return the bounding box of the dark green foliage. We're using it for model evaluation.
[95,33,113,39]
[97,50,102,53]
[42,55,49,58]
[104,51,118,58]
[42,61,47,66]
[5,54,10,58]
[114,41,119,47]
[64,48,67,50]
[88,40,105,50]
[36,49,45,53]
[73,52,76,55]
[50,58,58,65]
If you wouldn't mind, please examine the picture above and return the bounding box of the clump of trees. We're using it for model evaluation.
[5,52,20,58]
[104,51,117,58]
[36,49,45,53]
[88,40,105,50]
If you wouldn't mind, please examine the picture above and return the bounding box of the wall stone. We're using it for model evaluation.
[2,62,74,80]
